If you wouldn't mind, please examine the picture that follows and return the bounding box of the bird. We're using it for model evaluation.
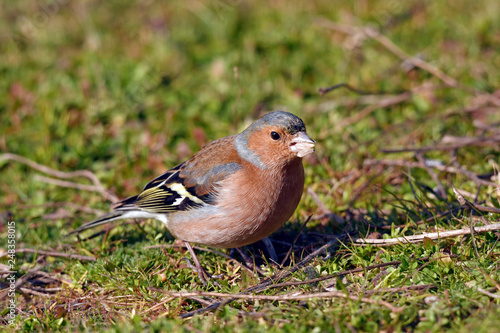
[70,110,315,284]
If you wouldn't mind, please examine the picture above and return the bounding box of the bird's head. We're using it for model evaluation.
[236,111,315,168]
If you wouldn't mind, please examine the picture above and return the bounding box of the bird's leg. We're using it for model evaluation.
[261,237,278,263]
[234,247,266,276]
[184,241,210,286]
[235,247,253,268]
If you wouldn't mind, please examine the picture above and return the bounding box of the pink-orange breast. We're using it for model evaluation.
[167,158,305,248]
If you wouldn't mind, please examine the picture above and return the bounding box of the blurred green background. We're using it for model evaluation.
[1,0,499,202]
[2,0,499,211]
[1,0,500,331]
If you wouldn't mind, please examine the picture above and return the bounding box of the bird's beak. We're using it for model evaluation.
[290,131,315,158]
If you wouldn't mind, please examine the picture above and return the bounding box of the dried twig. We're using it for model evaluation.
[381,134,500,153]
[317,82,391,95]
[352,223,500,246]
[0,265,43,301]
[34,175,112,198]
[247,234,349,293]
[19,287,53,298]
[337,91,412,129]
[364,159,497,188]
[31,270,74,285]
[178,234,350,318]
[307,187,332,215]
[477,287,500,299]
[363,28,461,88]
[0,248,96,262]
[1,201,104,215]
[141,296,176,315]
[150,288,404,313]
[453,188,500,214]
[0,152,118,202]
[363,284,435,295]
[379,207,461,230]
[28,286,64,293]
[266,260,401,290]
[316,19,463,89]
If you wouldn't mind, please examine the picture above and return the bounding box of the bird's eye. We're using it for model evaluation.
[270,131,281,140]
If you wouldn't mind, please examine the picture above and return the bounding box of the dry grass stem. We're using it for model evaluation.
[353,223,500,246]
[151,288,404,313]
[316,19,463,89]
[1,153,119,202]
[0,248,97,262]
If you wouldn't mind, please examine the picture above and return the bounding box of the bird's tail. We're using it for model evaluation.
[68,211,130,236]
[68,195,144,236]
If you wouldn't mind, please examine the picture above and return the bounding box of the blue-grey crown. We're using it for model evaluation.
[254,111,306,135]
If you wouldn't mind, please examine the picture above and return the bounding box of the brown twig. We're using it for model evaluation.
[150,288,404,313]
[0,152,118,202]
[141,296,176,315]
[31,270,74,285]
[28,286,64,293]
[317,82,390,96]
[246,234,349,292]
[363,28,461,88]
[0,265,43,301]
[15,266,43,290]
[477,287,500,299]
[307,187,332,215]
[337,91,412,129]
[381,134,500,153]
[352,223,500,246]
[316,19,464,89]
[34,175,111,197]
[364,159,498,188]
[379,207,461,230]
[0,248,96,262]
[178,233,350,318]
[19,287,53,298]
[0,201,104,215]
[453,188,500,214]
[363,284,435,295]
[267,261,401,291]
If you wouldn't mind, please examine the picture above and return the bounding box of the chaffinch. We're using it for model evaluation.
[71,110,315,284]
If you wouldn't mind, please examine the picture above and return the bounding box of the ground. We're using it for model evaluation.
[1,1,500,332]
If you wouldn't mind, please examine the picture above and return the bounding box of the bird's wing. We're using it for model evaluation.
[114,136,242,214]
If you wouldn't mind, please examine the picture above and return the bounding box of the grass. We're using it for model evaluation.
[1,0,500,331]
